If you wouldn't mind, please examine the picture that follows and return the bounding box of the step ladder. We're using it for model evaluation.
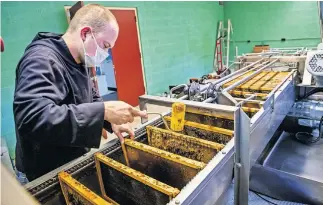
[214,19,233,74]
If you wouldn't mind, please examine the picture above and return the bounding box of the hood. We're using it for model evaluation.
[26,32,80,67]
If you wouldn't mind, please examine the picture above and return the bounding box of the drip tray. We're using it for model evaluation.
[262,131,323,183]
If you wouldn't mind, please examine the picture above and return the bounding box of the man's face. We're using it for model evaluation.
[81,21,119,60]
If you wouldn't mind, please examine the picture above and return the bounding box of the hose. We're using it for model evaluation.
[295,116,323,145]
[298,88,323,101]
[169,84,188,98]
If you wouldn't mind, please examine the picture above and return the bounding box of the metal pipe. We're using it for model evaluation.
[270,47,305,50]
[199,83,212,92]
[203,97,215,103]
[236,94,256,107]
[214,60,266,90]
[178,95,188,100]
[212,58,265,87]
[222,59,279,93]
[170,84,188,98]
[215,61,269,90]
[170,59,264,99]
[234,97,264,104]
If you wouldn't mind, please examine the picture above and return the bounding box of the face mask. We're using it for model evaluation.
[82,31,109,67]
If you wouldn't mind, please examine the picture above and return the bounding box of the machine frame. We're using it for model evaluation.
[138,66,296,204]
[24,49,308,205]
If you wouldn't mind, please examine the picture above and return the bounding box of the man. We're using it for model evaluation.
[13,4,147,181]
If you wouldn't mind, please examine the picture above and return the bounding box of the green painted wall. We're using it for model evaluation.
[224,1,322,58]
[1,1,223,160]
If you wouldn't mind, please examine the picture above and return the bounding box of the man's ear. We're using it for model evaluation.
[80,27,92,41]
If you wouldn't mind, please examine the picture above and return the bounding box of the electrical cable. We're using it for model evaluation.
[295,131,321,145]
[255,193,278,205]
[250,190,278,205]
[199,75,209,84]
[295,116,323,145]
[299,87,323,101]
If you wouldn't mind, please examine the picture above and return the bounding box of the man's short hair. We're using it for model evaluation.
[67,4,117,33]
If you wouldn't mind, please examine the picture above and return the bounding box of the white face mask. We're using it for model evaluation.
[82,31,109,67]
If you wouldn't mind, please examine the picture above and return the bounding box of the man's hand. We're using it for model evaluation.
[112,123,134,143]
[101,129,108,139]
[104,101,147,125]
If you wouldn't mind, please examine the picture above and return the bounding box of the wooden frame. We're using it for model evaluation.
[123,139,206,170]
[64,5,147,94]
[58,171,113,205]
[146,125,225,163]
[94,153,180,203]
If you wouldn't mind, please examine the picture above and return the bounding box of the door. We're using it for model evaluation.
[110,9,145,107]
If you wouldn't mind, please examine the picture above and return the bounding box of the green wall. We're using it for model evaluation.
[1,1,223,160]
[224,1,322,57]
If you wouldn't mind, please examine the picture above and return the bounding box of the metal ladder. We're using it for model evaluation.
[214,19,233,74]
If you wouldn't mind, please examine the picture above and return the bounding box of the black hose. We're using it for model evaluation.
[295,132,321,145]
[250,190,278,205]
[299,87,323,101]
[295,116,322,145]
[199,75,209,84]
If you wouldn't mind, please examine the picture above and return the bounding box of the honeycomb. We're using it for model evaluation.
[57,71,292,205]
[225,71,292,117]
[58,106,234,205]
[58,172,115,205]
[95,153,180,205]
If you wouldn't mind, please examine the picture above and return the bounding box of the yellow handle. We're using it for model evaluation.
[170,102,186,132]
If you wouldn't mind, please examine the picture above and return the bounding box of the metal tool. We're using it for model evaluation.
[146,112,171,131]
[146,102,186,132]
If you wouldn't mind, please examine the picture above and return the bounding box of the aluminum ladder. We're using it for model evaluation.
[214,19,233,74]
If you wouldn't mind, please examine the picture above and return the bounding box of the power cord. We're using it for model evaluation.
[295,116,323,145]
[298,87,323,101]
[251,190,278,205]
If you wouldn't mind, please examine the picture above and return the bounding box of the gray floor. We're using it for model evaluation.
[223,182,306,205]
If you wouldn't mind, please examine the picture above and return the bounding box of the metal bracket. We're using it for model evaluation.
[216,91,238,106]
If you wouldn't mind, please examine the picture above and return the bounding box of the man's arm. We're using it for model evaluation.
[91,81,113,133]
[14,54,104,148]
[91,80,103,102]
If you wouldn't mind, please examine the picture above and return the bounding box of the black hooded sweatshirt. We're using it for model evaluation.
[14,32,112,181]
